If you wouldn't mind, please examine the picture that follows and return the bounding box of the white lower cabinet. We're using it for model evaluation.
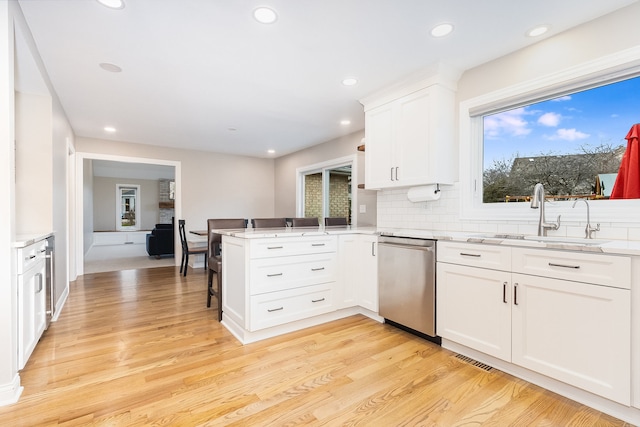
[437,241,632,406]
[511,272,630,405]
[357,235,378,312]
[337,234,378,312]
[17,241,47,370]
[437,263,511,361]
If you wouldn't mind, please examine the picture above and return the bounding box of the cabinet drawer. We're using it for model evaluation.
[437,241,511,271]
[512,248,630,289]
[17,240,47,274]
[249,284,334,331]
[250,252,337,295]
[250,236,337,259]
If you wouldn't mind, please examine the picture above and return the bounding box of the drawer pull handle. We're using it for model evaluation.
[311,267,325,271]
[312,298,325,303]
[267,246,284,250]
[460,252,481,258]
[311,243,326,247]
[267,273,283,277]
[513,283,519,306]
[548,263,580,269]
[26,255,36,261]
[267,307,284,312]
[503,282,507,303]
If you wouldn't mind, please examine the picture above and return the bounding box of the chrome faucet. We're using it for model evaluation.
[572,199,600,239]
[530,183,561,236]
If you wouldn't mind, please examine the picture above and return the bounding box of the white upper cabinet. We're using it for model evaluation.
[361,67,458,190]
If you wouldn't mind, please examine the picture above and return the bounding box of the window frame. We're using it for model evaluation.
[115,183,141,231]
[296,154,357,225]
[460,46,640,223]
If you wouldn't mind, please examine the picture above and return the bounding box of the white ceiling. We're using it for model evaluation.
[18,0,637,158]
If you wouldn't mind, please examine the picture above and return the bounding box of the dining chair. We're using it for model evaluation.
[207,218,247,321]
[291,217,319,227]
[178,219,208,277]
[324,217,348,226]
[251,218,287,228]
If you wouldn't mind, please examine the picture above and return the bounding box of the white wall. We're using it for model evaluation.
[92,177,159,231]
[378,2,640,241]
[1,1,74,405]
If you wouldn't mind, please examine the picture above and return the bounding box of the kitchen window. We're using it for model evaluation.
[459,47,640,223]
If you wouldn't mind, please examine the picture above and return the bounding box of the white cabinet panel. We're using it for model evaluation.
[512,273,630,405]
[437,262,512,361]
[437,241,511,271]
[357,235,378,312]
[512,248,630,289]
[250,252,337,295]
[249,284,334,331]
[364,85,455,189]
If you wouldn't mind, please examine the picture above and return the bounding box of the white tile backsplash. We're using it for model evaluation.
[378,184,640,241]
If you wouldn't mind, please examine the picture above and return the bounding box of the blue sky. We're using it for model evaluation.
[483,75,640,169]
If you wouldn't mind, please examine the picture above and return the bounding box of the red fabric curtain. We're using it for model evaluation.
[610,124,640,199]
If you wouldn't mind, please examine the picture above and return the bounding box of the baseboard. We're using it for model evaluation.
[0,373,22,407]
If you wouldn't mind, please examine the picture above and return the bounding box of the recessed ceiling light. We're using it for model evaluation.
[96,0,125,10]
[267,149,275,154]
[342,78,358,86]
[99,63,122,73]
[253,7,278,24]
[527,25,549,37]
[430,23,454,38]
[340,120,351,125]
[104,126,116,133]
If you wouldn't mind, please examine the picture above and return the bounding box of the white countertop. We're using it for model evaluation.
[213,225,378,239]
[13,231,54,248]
[377,227,640,256]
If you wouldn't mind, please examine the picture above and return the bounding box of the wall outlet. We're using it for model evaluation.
[359,204,366,213]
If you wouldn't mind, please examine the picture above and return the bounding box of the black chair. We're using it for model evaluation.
[291,217,319,227]
[178,220,208,277]
[251,218,287,228]
[207,218,247,321]
[324,217,348,226]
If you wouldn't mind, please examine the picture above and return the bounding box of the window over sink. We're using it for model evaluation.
[459,47,640,223]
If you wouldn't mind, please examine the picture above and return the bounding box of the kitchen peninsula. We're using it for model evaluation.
[216,227,380,344]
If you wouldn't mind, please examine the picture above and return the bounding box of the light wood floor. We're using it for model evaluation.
[0,266,631,426]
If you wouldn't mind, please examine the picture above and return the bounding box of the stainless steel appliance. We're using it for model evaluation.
[44,235,55,328]
[378,235,438,342]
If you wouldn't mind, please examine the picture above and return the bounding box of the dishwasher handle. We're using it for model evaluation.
[378,242,434,252]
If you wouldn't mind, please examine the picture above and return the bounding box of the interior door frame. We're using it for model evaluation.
[74,152,181,276]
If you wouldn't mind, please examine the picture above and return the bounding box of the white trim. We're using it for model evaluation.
[75,152,181,276]
[295,154,358,225]
[460,46,640,224]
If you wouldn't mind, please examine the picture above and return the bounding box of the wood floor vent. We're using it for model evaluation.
[455,354,494,372]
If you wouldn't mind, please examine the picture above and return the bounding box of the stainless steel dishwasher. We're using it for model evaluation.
[378,235,438,342]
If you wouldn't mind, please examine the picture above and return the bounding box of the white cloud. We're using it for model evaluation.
[549,128,590,141]
[552,95,572,102]
[484,108,532,138]
[538,112,561,127]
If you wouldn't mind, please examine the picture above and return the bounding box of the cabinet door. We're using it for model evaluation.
[364,102,394,189]
[395,88,431,187]
[437,263,512,361]
[18,262,46,370]
[511,273,631,405]
[337,235,358,309]
[357,235,378,312]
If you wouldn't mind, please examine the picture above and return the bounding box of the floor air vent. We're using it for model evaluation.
[455,354,494,372]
